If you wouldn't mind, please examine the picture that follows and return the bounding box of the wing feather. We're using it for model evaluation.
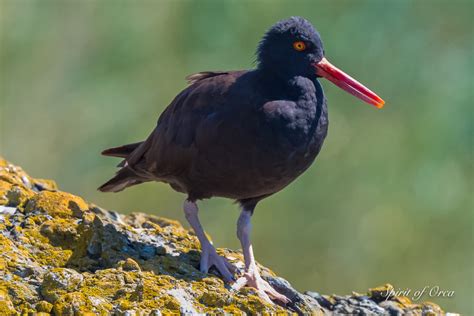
[125,71,247,180]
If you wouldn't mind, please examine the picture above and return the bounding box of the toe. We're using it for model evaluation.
[223,257,238,273]
[199,254,210,273]
[213,256,234,282]
[261,280,290,303]
[257,289,274,305]
[232,273,290,304]
[266,288,290,304]
[231,276,248,291]
[199,246,235,282]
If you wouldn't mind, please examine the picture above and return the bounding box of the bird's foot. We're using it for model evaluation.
[232,263,290,305]
[199,242,236,282]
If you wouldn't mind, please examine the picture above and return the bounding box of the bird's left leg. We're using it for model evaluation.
[232,207,290,304]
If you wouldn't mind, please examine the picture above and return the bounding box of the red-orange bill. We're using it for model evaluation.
[315,57,385,109]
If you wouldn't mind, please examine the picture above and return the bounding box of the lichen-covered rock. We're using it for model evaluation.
[0,157,452,315]
[0,289,16,315]
[41,268,84,303]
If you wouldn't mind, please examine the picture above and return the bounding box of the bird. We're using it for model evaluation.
[99,16,384,304]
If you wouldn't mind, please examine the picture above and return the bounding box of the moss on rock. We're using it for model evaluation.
[0,157,451,315]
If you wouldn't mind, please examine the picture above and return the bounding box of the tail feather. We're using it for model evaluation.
[101,142,143,158]
[100,140,147,192]
[98,168,143,192]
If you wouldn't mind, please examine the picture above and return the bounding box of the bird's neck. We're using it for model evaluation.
[255,67,318,102]
[256,66,316,90]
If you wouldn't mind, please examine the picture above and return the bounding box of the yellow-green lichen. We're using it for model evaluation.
[25,191,89,218]
[0,290,16,316]
[35,300,53,313]
[52,292,95,315]
[41,268,84,303]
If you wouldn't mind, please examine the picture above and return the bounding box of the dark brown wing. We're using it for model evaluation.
[99,71,247,193]
[137,71,248,174]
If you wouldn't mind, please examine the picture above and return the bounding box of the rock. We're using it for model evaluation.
[35,300,53,313]
[369,283,395,302]
[118,258,142,272]
[0,290,16,315]
[52,292,97,316]
[25,191,88,218]
[40,268,84,303]
[0,157,453,315]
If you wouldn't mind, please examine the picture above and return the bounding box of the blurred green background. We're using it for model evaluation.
[1,0,472,313]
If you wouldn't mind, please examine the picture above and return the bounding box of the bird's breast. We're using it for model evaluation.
[260,77,326,147]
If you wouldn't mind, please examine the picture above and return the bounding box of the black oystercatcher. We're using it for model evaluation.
[99,17,384,303]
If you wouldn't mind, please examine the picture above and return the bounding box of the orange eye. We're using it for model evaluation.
[293,41,306,51]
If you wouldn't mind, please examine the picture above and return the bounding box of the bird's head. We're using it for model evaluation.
[257,17,384,108]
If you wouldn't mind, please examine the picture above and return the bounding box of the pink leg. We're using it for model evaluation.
[183,200,235,281]
[232,208,290,304]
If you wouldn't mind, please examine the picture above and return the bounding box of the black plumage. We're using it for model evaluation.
[99,18,333,209]
[99,17,384,302]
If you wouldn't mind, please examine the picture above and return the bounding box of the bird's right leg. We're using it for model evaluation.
[232,207,290,304]
[183,200,235,281]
